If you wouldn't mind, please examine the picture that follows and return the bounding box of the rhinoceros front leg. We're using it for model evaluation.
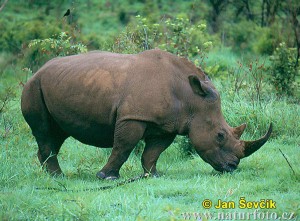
[96,120,146,180]
[142,134,176,177]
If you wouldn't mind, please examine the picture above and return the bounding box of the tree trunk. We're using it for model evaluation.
[209,0,228,33]
[288,1,300,67]
[292,14,300,67]
[0,0,8,12]
[261,0,266,27]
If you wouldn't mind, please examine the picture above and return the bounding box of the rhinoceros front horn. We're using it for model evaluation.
[241,123,273,158]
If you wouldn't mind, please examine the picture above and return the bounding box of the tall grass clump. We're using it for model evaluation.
[220,91,299,139]
[214,56,299,140]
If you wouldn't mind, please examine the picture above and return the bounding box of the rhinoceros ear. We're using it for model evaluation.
[188,75,209,96]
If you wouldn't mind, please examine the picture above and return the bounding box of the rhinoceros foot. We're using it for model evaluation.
[96,171,120,180]
[143,171,162,178]
[46,165,64,177]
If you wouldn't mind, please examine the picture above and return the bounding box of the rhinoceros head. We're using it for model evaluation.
[187,75,272,172]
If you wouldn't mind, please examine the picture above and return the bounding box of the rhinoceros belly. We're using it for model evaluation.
[46,95,116,148]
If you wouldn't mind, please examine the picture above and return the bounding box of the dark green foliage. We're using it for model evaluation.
[254,26,282,55]
[225,20,259,53]
[269,42,299,96]
[0,19,60,54]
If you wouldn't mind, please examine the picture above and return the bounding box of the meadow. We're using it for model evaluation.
[0,60,299,220]
[1,1,300,220]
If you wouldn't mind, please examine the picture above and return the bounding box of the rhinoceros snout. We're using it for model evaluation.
[219,158,240,173]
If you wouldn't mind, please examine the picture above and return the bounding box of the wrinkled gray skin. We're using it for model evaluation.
[21,49,272,180]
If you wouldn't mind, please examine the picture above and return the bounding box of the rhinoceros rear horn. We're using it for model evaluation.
[233,123,247,139]
[241,123,273,158]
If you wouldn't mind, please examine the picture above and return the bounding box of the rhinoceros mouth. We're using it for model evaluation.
[211,159,240,173]
[199,151,240,173]
[222,162,238,172]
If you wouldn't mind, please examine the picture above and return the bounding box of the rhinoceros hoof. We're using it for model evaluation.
[105,176,119,180]
[143,171,161,178]
[96,171,119,180]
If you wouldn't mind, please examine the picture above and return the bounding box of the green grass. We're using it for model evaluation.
[1,2,299,219]
[0,85,299,221]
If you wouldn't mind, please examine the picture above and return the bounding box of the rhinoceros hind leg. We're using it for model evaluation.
[36,132,67,176]
[30,113,68,176]
[141,134,176,176]
[21,79,69,176]
[97,120,146,180]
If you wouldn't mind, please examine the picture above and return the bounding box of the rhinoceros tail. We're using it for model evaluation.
[21,75,47,133]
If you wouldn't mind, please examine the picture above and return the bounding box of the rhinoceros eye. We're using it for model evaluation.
[217,132,225,143]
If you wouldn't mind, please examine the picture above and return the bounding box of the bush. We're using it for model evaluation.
[111,15,213,62]
[269,42,299,96]
[24,32,87,72]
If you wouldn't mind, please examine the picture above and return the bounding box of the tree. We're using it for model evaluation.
[207,0,229,33]
[286,0,300,67]
[234,0,254,21]
[259,0,282,27]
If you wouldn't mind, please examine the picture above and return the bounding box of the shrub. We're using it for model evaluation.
[24,32,87,72]
[158,17,212,58]
[269,42,299,96]
[111,15,213,63]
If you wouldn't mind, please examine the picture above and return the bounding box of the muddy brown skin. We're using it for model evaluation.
[21,49,272,180]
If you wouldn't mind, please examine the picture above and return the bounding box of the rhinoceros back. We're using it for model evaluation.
[22,52,136,147]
